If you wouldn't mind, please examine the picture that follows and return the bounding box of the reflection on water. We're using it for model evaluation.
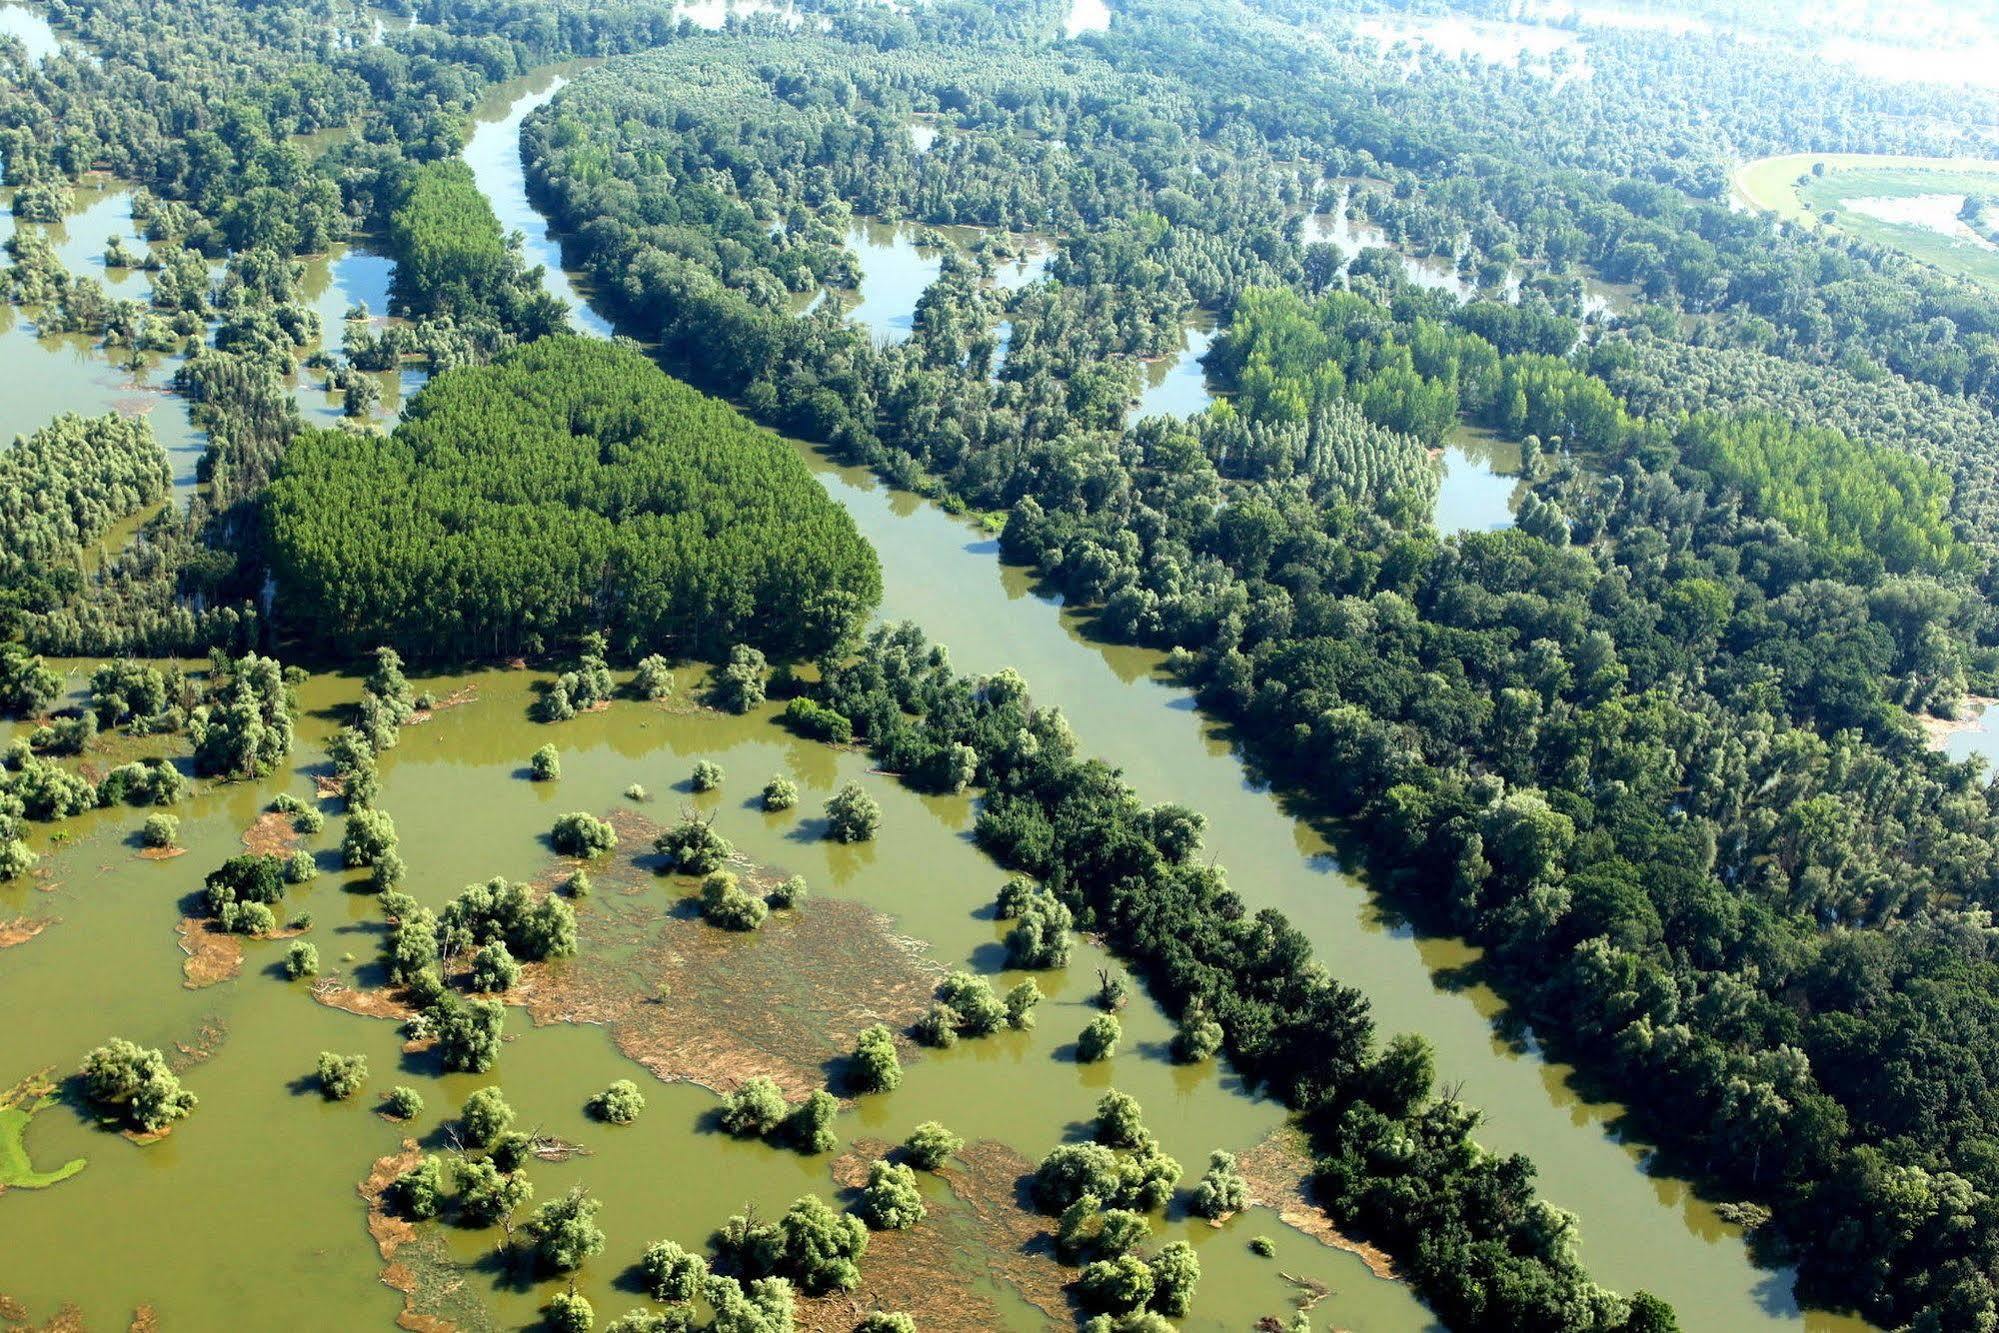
[1434,426,1522,535]
[1845,192,1999,250]
[462,65,614,338]
[1130,314,1217,422]
[838,220,943,345]
[0,2,63,61]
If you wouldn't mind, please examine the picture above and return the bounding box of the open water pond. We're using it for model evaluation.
[1129,314,1218,423]
[1433,426,1523,535]
[0,667,1432,1332]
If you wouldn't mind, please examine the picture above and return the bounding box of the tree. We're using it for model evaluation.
[904,1121,962,1171]
[701,872,769,931]
[768,875,807,909]
[545,1290,594,1333]
[278,941,318,981]
[1189,1150,1247,1220]
[824,783,880,843]
[1003,887,1074,969]
[776,1193,867,1293]
[721,1077,788,1138]
[530,744,561,781]
[713,645,768,714]
[786,1089,839,1154]
[1078,1253,1153,1314]
[1078,1015,1121,1063]
[1035,1142,1123,1212]
[691,760,725,792]
[552,812,617,858]
[470,941,522,993]
[383,1086,424,1120]
[590,1079,646,1125]
[1170,998,1223,1064]
[1148,1242,1200,1317]
[852,1024,902,1093]
[79,1038,196,1132]
[762,775,798,811]
[858,1160,925,1230]
[0,645,61,718]
[525,1187,608,1273]
[639,1239,709,1303]
[633,655,675,701]
[456,1157,532,1228]
[856,1315,915,1333]
[317,1051,367,1100]
[1005,979,1042,1029]
[434,996,506,1072]
[937,973,1004,1036]
[141,813,180,849]
[655,817,732,875]
[391,1155,447,1219]
[461,1086,515,1146]
[1094,1090,1146,1149]
[342,806,397,868]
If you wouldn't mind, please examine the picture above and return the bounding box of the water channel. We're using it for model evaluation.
[460,71,1871,1333]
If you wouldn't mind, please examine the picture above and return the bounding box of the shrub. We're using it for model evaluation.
[530,744,561,781]
[383,1086,424,1120]
[317,1051,368,1100]
[1078,1015,1121,1063]
[551,812,617,858]
[824,782,880,843]
[140,813,180,848]
[761,775,798,811]
[690,760,724,792]
[461,1085,515,1146]
[590,1078,646,1125]
[284,940,319,978]
[858,1159,925,1230]
[904,1121,962,1170]
[851,1024,902,1093]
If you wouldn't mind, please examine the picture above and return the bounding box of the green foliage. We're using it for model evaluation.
[189,654,295,780]
[524,1187,607,1273]
[469,941,522,993]
[140,813,180,849]
[0,646,60,720]
[823,782,880,844]
[633,655,676,701]
[552,812,617,859]
[387,159,564,337]
[455,1157,533,1228]
[383,1086,424,1121]
[936,972,1004,1037]
[855,1315,915,1333]
[851,1024,902,1094]
[1004,979,1042,1030]
[530,744,561,782]
[1189,1150,1246,1220]
[316,1051,367,1100]
[780,698,851,745]
[1093,1090,1146,1150]
[342,806,397,868]
[761,775,799,811]
[545,1291,594,1333]
[721,1076,788,1139]
[284,940,319,979]
[1170,998,1223,1064]
[639,1239,709,1304]
[700,872,769,932]
[438,876,578,962]
[903,1122,962,1172]
[433,996,505,1073]
[690,760,725,793]
[767,875,807,910]
[591,1079,646,1125]
[79,1038,196,1133]
[1077,1015,1121,1063]
[460,1086,515,1147]
[0,414,171,596]
[390,1155,447,1220]
[1002,884,1073,969]
[712,645,768,715]
[265,338,880,661]
[785,1089,839,1155]
[857,1159,925,1231]
[654,818,732,875]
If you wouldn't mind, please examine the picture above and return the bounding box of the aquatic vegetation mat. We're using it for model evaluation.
[817,1138,1068,1330]
[0,1071,86,1193]
[507,811,942,1099]
[359,1139,491,1333]
[1238,1125,1395,1280]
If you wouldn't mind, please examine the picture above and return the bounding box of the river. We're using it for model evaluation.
[460,72,1871,1333]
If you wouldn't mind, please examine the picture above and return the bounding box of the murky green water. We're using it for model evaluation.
[0,667,1431,1331]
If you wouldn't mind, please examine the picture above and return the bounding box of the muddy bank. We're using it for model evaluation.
[1238,1126,1396,1280]
[358,1139,489,1333]
[0,917,55,950]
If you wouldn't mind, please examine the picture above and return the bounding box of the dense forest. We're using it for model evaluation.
[263,337,881,660]
[514,4,1999,1327]
[15,0,1999,1325]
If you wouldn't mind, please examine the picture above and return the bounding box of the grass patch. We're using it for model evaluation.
[0,1071,87,1192]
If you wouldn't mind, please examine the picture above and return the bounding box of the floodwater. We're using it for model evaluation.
[1351,14,1589,84]
[1434,425,1522,535]
[0,2,62,61]
[461,66,616,339]
[470,75,1875,1332]
[0,666,1435,1333]
[1843,193,1999,250]
[837,220,944,346]
[1130,314,1218,423]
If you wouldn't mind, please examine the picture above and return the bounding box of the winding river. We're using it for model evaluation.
[461,67,1872,1333]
